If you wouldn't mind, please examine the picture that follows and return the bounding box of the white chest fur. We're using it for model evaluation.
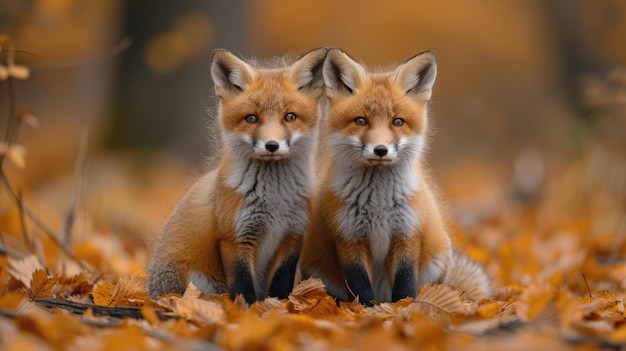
[227,155,312,293]
[330,161,420,300]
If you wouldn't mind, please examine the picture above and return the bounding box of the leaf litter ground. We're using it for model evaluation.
[1,147,625,351]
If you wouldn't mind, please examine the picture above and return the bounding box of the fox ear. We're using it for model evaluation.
[394,51,437,101]
[211,49,255,96]
[323,48,366,96]
[288,47,328,97]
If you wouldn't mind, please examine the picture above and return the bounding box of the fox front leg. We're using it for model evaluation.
[337,239,376,305]
[221,239,257,304]
[388,236,418,302]
[266,234,301,298]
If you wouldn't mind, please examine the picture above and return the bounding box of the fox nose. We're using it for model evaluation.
[265,140,280,153]
[373,145,388,157]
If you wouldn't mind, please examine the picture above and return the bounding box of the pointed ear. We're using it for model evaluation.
[394,51,437,101]
[323,48,366,97]
[287,47,328,97]
[211,49,256,96]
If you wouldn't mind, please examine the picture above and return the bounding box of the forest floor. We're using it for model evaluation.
[1,142,625,350]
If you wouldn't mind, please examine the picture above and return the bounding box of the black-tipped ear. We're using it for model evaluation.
[211,49,255,96]
[323,48,366,97]
[394,51,437,101]
[288,47,329,96]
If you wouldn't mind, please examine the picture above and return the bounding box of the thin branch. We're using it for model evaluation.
[0,77,17,167]
[0,47,40,56]
[0,171,88,270]
[0,239,26,259]
[28,37,132,72]
[17,190,31,251]
[35,297,177,321]
[61,128,89,245]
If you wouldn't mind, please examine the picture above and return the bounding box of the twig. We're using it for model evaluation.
[61,128,89,245]
[0,239,26,259]
[0,172,88,270]
[582,274,592,298]
[17,190,31,251]
[0,77,17,166]
[35,297,177,321]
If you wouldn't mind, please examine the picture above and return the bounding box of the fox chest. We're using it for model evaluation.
[332,167,419,238]
[331,166,420,260]
[228,160,312,241]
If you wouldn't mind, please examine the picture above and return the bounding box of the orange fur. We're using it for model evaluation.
[147,48,328,302]
[300,48,492,303]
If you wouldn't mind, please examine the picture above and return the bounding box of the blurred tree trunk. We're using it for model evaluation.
[108,0,250,163]
[541,0,610,118]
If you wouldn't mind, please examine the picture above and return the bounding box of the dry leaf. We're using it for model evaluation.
[173,296,224,324]
[400,284,468,326]
[91,281,116,306]
[30,269,59,300]
[0,142,27,169]
[578,290,619,314]
[110,275,150,306]
[141,304,161,327]
[516,282,557,322]
[287,278,340,318]
[7,254,45,288]
[182,281,201,298]
[250,297,284,316]
[0,291,27,310]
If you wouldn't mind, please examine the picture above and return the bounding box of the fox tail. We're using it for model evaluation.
[444,251,493,301]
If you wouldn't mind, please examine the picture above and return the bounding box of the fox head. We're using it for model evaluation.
[322,48,437,167]
[211,48,327,161]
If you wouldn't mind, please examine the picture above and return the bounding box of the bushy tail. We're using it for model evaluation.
[444,251,493,301]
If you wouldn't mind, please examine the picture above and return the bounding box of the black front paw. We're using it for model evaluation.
[268,255,298,299]
[392,260,417,302]
[231,260,257,304]
[345,264,376,305]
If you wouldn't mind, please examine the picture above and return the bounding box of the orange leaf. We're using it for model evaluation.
[7,254,44,287]
[30,269,59,300]
[0,291,26,310]
[578,290,619,314]
[287,278,340,318]
[141,304,161,326]
[516,282,557,322]
[91,281,115,306]
[110,275,149,306]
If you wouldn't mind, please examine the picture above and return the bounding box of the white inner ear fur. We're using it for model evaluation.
[323,50,366,94]
[211,51,255,92]
[394,53,437,101]
[288,48,327,92]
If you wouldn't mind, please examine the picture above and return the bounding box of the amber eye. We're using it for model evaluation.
[245,114,258,123]
[284,112,297,123]
[392,118,404,127]
[354,117,368,126]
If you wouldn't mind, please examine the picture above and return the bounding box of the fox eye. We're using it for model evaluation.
[284,112,297,123]
[354,117,368,126]
[244,114,258,123]
[392,118,405,127]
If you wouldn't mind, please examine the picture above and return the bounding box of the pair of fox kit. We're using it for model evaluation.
[147,47,492,304]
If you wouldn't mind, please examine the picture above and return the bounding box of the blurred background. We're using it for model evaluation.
[1,0,625,260]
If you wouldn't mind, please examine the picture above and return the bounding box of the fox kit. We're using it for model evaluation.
[147,48,328,303]
[299,48,492,304]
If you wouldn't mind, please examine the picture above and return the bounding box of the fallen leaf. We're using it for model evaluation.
[288,278,340,318]
[91,281,116,307]
[7,254,45,288]
[30,269,58,300]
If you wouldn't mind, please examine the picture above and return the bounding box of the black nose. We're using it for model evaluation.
[265,140,280,152]
[373,145,388,157]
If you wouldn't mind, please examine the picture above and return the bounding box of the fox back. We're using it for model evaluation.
[147,48,328,303]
